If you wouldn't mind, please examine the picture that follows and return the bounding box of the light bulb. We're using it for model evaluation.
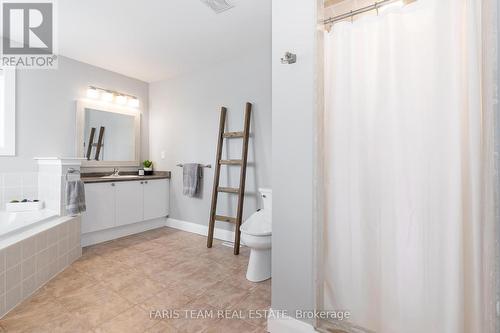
[128,98,140,108]
[116,95,128,105]
[86,87,99,99]
[102,91,114,102]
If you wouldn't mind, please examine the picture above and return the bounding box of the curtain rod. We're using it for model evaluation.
[323,0,410,25]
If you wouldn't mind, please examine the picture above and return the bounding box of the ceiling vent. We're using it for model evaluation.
[200,0,235,13]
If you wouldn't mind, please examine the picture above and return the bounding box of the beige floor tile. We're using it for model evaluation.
[56,283,133,328]
[198,246,249,270]
[168,300,221,333]
[41,311,95,333]
[129,239,166,253]
[93,246,131,261]
[232,288,271,328]
[146,321,179,333]
[132,258,178,278]
[112,234,150,247]
[238,288,271,310]
[139,287,195,313]
[72,254,129,282]
[0,227,270,333]
[148,263,188,286]
[112,249,160,268]
[253,278,271,295]
[221,271,262,292]
[5,315,93,333]
[82,240,124,257]
[115,276,167,304]
[140,246,173,260]
[40,266,99,298]
[205,318,263,333]
[197,281,250,310]
[95,305,158,333]
[0,299,69,332]
[139,227,177,240]
[165,271,222,299]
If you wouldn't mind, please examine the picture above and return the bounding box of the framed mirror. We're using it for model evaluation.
[76,100,141,167]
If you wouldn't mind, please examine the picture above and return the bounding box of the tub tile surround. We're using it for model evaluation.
[0,216,81,318]
[0,172,39,210]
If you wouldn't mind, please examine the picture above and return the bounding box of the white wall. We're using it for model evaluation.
[149,49,271,229]
[272,0,317,323]
[0,56,149,173]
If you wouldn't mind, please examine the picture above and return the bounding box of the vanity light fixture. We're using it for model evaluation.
[86,86,140,108]
[102,91,114,102]
[115,95,128,105]
[86,87,100,99]
[128,97,140,108]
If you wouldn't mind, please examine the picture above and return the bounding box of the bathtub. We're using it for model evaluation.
[0,210,59,245]
[0,210,81,318]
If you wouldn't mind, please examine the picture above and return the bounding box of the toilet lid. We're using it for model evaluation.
[240,210,272,236]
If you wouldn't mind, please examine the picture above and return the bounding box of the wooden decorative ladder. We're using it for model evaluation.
[207,103,252,255]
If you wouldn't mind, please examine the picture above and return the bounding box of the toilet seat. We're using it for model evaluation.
[240,211,271,237]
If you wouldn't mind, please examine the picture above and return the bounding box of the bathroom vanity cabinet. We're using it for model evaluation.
[81,178,170,245]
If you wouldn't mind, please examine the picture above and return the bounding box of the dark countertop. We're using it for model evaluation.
[81,171,171,184]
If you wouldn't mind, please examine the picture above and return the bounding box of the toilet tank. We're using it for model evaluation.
[259,188,272,220]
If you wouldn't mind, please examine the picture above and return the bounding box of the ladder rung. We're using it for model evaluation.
[223,131,244,138]
[215,215,237,223]
[218,187,239,194]
[219,159,242,165]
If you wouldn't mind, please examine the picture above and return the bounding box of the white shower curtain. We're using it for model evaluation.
[323,0,498,332]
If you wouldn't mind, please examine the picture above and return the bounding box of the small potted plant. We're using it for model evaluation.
[143,160,153,175]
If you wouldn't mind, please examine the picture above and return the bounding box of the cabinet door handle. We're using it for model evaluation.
[145,181,148,184]
[140,181,144,184]
[111,183,115,187]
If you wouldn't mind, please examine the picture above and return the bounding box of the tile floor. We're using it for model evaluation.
[0,227,271,332]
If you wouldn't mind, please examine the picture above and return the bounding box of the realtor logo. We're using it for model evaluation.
[1,0,57,68]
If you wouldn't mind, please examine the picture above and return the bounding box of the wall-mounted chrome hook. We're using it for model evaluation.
[281,52,297,64]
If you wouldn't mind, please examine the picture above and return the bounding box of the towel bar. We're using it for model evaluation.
[176,163,212,168]
[65,168,81,181]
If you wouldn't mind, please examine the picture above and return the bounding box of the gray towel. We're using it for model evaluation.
[65,180,86,215]
[183,163,201,197]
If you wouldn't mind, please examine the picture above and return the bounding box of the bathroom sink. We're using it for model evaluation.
[100,175,139,179]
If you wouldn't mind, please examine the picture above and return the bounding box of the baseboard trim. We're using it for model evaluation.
[166,218,236,243]
[82,218,167,247]
[267,309,316,333]
[82,217,238,247]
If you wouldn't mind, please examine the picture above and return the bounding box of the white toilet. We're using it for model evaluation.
[240,188,272,282]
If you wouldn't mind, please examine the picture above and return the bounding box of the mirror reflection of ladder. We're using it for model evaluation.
[207,103,252,255]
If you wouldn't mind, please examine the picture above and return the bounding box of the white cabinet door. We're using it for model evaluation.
[115,181,144,226]
[143,179,169,221]
[82,182,116,233]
